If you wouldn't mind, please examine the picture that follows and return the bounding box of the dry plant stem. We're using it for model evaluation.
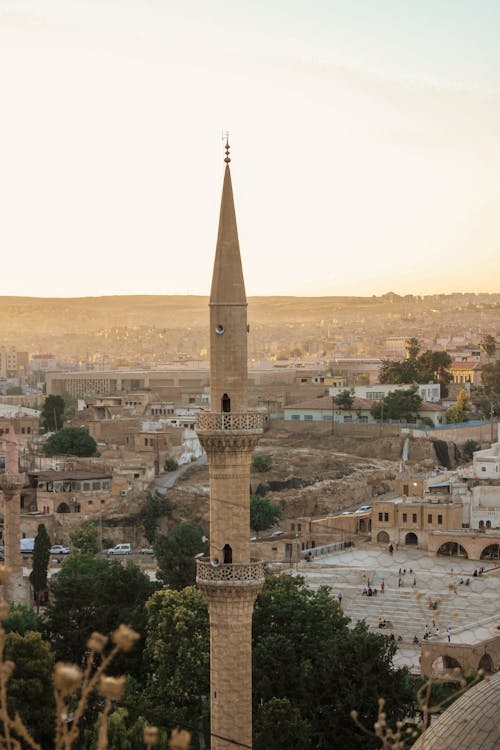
[96,698,112,750]
[56,644,121,750]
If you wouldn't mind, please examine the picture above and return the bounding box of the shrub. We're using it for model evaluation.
[164,458,179,472]
[252,454,272,472]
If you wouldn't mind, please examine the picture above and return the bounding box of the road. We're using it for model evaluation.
[154,453,207,493]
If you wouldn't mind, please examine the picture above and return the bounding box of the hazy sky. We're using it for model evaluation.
[1,0,499,298]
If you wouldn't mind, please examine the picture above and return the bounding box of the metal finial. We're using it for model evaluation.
[224,131,231,164]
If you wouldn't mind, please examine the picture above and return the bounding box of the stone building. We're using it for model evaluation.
[195,143,265,750]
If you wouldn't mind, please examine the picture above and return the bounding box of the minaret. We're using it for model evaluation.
[196,139,264,750]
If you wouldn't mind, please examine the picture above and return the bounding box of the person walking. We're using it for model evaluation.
[447,627,452,643]
[381,579,385,594]
[337,591,343,606]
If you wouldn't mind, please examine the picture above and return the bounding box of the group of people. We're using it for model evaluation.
[422,623,452,642]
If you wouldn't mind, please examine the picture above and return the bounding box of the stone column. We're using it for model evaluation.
[0,473,26,603]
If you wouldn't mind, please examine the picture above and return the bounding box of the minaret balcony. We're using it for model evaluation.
[196,412,264,434]
[196,558,265,586]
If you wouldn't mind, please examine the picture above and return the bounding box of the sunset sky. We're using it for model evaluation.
[1,0,499,298]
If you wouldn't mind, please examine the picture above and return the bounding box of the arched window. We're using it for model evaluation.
[221,394,231,413]
[223,544,232,564]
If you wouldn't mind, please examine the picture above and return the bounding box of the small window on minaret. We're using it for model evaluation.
[223,544,232,563]
[222,394,231,413]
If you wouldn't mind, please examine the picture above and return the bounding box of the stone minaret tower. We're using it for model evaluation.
[196,140,264,750]
[0,426,26,602]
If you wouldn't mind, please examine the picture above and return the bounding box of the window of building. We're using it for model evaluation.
[438,515,443,525]
[322,414,333,420]
[304,415,313,421]
[291,414,300,420]
[291,523,295,531]
[402,513,407,523]
[88,500,93,505]
[92,481,101,491]
[378,512,383,522]
[384,512,389,522]
[412,513,417,523]
[359,416,368,422]
[344,415,352,422]
[83,482,90,491]
[427,514,432,524]
[297,524,302,532]
[481,467,486,472]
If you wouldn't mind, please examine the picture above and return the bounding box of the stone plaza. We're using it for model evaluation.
[298,544,500,675]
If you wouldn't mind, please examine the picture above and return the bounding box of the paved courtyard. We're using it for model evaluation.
[297,545,500,673]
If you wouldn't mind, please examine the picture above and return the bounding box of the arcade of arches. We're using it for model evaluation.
[421,636,500,679]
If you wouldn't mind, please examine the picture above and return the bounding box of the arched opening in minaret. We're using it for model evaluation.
[223,544,232,563]
[221,394,231,413]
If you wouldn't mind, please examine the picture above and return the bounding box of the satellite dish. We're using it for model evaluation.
[210,558,220,568]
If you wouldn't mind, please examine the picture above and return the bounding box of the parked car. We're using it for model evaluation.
[271,530,285,537]
[50,545,71,555]
[355,505,371,513]
[106,543,132,555]
[138,546,154,555]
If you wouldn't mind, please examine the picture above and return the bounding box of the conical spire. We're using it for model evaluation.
[209,145,246,305]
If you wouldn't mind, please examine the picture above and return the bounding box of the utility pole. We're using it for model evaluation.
[379,398,384,438]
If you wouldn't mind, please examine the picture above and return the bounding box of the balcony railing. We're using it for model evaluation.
[196,412,264,432]
[196,559,265,583]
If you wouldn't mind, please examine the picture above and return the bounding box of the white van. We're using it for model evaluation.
[106,543,132,555]
[20,538,35,553]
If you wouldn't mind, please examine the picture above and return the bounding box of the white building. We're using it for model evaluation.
[473,443,500,479]
[470,486,500,531]
[329,383,441,403]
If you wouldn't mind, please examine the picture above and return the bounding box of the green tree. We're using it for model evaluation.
[40,394,65,432]
[254,697,311,750]
[154,523,208,590]
[2,604,42,635]
[4,630,55,747]
[335,389,354,411]
[29,523,51,613]
[463,439,480,459]
[379,359,421,384]
[42,426,98,456]
[252,575,416,750]
[70,520,100,554]
[417,350,452,396]
[144,587,210,744]
[252,454,273,472]
[142,491,172,545]
[250,495,281,533]
[370,388,422,422]
[405,337,421,360]
[481,334,496,358]
[45,555,157,678]
[446,388,471,424]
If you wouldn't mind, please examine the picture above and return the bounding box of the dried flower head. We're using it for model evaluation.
[144,726,159,746]
[0,566,12,584]
[53,662,83,693]
[112,625,140,652]
[99,676,125,701]
[87,632,108,653]
[169,729,190,750]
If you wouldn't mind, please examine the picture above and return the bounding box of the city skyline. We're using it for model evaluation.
[1,0,499,298]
